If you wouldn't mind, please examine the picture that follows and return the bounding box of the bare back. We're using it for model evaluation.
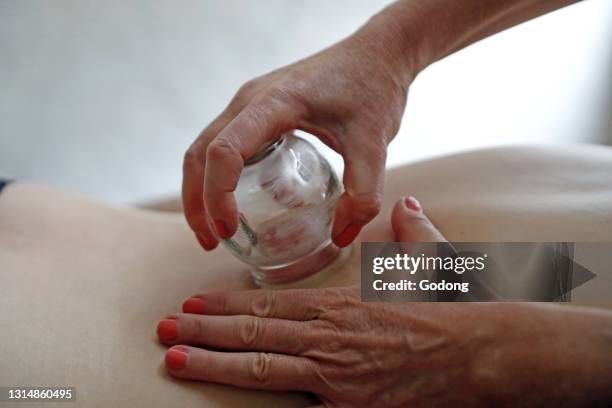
[1,145,611,407]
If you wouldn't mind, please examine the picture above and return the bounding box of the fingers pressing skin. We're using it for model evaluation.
[331,140,386,248]
[391,196,447,242]
[156,313,307,355]
[204,94,306,239]
[181,288,324,321]
[164,346,319,392]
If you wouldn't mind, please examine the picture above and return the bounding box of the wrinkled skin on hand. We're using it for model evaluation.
[159,289,491,407]
[272,286,482,407]
[158,199,490,406]
[158,197,612,406]
[182,29,412,251]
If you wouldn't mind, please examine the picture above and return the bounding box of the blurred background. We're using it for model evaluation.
[1,0,611,204]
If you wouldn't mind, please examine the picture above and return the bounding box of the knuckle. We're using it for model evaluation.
[237,79,259,97]
[305,317,336,333]
[302,324,344,355]
[293,292,324,320]
[354,192,383,221]
[262,86,292,105]
[326,287,360,309]
[259,86,305,116]
[206,138,239,162]
[238,317,263,348]
[183,146,202,170]
[228,81,257,112]
[250,291,276,317]
[248,352,272,385]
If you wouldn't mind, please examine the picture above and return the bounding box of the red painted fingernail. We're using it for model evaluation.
[213,219,230,239]
[196,233,217,251]
[334,223,361,248]
[405,196,422,212]
[182,297,205,314]
[157,319,178,342]
[165,347,188,370]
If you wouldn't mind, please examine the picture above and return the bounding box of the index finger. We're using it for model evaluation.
[182,112,233,250]
[204,93,306,239]
[182,288,326,321]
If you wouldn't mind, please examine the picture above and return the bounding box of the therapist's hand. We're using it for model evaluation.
[159,197,474,406]
[182,28,414,251]
[158,196,612,406]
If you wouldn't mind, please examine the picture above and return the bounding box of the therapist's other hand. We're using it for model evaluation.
[158,197,468,406]
[182,30,413,251]
[158,197,612,406]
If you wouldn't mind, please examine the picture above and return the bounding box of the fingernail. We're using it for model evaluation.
[157,319,178,342]
[213,219,230,239]
[165,347,188,370]
[334,223,361,248]
[182,297,205,314]
[404,196,422,212]
[196,233,217,251]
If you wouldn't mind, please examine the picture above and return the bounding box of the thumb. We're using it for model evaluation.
[391,196,447,242]
[331,142,386,248]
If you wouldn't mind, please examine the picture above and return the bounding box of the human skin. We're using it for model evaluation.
[164,293,612,407]
[159,197,612,407]
[182,0,580,251]
[2,146,612,407]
